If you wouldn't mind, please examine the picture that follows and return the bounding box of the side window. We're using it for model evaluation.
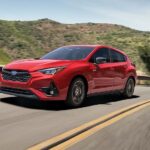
[110,49,126,62]
[90,48,110,63]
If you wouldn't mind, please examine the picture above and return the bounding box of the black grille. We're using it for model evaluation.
[2,69,30,82]
[0,87,33,95]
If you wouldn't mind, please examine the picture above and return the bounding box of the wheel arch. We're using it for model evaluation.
[128,76,136,85]
[69,75,89,94]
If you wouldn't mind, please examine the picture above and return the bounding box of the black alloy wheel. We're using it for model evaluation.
[66,78,86,107]
[123,78,135,98]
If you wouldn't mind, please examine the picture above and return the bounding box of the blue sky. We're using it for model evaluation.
[0,0,149,31]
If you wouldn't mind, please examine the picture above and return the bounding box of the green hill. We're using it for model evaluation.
[0,18,150,74]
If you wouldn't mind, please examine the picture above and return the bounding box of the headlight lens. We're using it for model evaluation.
[39,66,66,75]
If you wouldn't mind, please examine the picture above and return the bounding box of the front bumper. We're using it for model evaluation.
[0,87,38,99]
[0,71,68,101]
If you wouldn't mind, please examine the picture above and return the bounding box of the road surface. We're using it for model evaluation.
[0,86,150,150]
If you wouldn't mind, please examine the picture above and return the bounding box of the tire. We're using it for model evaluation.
[66,78,86,107]
[123,78,135,98]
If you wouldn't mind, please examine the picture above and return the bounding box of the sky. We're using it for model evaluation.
[0,0,149,31]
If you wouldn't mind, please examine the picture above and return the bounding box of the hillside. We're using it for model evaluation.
[0,18,150,74]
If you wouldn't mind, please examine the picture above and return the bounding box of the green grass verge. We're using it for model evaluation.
[0,49,11,65]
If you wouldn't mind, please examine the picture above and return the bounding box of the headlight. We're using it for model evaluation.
[39,66,66,75]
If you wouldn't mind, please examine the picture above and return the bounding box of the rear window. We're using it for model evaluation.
[110,49,126,62]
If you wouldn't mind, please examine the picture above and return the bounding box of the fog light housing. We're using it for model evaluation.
[41,82,58,96]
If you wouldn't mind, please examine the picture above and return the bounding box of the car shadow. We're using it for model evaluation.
[84,94,139,107]
[0,94,139,111]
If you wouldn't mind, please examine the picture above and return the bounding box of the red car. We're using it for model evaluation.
[0,45,136,107]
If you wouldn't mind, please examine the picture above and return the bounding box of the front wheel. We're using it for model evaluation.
[122,78,135,98]
[66,78,86,107]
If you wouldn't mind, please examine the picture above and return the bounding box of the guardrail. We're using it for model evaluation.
[137,76,150,85]
[137,76,150,80]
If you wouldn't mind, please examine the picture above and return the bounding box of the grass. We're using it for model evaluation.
[0,49,11,64]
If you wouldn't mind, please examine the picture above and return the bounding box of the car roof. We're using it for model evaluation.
[63,45,99,48]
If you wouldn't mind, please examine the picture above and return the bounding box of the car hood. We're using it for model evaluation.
[4,59,76,72]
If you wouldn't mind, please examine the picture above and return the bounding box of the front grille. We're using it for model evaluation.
[0,87,33,95]
[2,69,30,82]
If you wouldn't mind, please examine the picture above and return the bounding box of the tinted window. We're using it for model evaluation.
[110,49,126,62]
[90,48,110,63]
[41,46,95,60]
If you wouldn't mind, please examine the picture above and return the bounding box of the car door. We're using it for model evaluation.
[89,48,115,94]
[109,49,127,90]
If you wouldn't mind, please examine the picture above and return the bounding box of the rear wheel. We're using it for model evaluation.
[123,78,135,98]
[66,78,86,107]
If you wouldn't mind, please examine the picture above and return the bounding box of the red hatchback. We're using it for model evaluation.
[0,45,136,107]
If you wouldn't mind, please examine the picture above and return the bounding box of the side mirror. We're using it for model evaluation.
[95,57,107,64]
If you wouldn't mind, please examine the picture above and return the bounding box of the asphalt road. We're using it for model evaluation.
[0,86,150,150]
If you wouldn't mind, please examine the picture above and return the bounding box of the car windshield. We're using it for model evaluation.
[41,46,95,60]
